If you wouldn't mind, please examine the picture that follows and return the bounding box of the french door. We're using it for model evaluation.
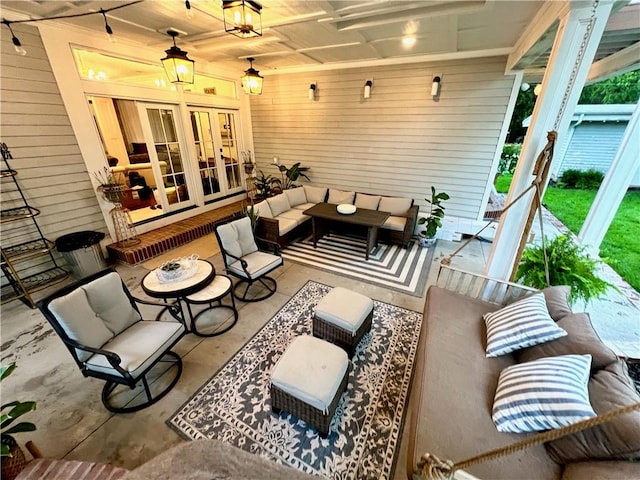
[188,108,243,202]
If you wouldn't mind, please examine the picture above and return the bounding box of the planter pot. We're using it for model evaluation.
[1,437,28,480]
[97,184,126,204]
[418,235,436,248]
[243,163,256,174]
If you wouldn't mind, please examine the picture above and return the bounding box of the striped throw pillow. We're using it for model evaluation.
[492,354,596,433]
[484,293,567,357]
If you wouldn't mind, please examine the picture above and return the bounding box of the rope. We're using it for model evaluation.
[416,402,640,479]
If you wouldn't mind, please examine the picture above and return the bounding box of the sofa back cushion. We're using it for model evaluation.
[267,193,291,217]
[541,286,572,321]
[378,196,413,215]
[253,200,273,219]
[327,189,355,205]
[217,217,258,265]
[355,193,381,210]
[48,288,114,361]
[284,187,307,207]
[303,185,327,204]
[82,272,141,336]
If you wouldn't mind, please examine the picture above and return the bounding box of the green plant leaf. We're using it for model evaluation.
[0,364,16,381]
[1,443,10,457]
[4,422,36,436]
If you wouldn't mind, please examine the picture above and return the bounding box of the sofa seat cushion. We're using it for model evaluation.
[303,185,327,204]
[86,320,184,378]
[327,189,355,205]
[516,312,618,370]
[253,200,274,219]
[561,460,640,480]
[293,202,315,211]
[416,287,562,480]
[284,187,307,207]
[267,193,291,217]
[229,251,283,279]
[378,196,412,215]
[546,360,640,463]
[278,208,310,225]
[382,216,406,232]
[355,193,381,210]
[276,216,299,235]
[314,287,374,336]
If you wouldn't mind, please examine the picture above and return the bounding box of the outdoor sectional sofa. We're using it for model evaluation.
[407,265,640,480]
[253,185,419,248]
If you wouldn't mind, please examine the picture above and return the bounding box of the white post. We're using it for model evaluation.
[486,0,613,280]
[578,101,640,255]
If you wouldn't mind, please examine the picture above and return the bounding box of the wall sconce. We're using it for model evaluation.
[241,57,263,95]
[223,0,262,38]
[308,83,317,101]
[431,75,441,97]
[161,30,195,84]
[364,79,373,99]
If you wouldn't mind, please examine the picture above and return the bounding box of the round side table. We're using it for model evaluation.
[184,275,238,337]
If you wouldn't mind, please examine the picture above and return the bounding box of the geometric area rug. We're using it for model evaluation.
[281,234,435,298]
[167,281,423,480]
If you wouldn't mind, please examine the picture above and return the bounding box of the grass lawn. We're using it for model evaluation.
[495,174,640,292]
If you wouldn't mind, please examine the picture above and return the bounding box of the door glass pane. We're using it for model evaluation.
[190,111,220,197]
[219,112,240,189]
[147,108,189,206]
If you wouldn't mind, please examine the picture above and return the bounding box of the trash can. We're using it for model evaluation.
[55,231,107,280]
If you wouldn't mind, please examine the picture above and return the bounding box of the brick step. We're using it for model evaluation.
[107,201,244,265]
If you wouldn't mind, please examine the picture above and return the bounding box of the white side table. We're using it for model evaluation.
[184,275,238,337]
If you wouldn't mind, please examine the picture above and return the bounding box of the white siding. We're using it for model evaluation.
[1,24,107,261]
[250,57,515,219]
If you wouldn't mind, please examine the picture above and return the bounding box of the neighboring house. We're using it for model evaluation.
[524,104,639,187]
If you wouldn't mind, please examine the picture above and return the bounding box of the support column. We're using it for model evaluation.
[578,101,640,255]
[486,0,613,281]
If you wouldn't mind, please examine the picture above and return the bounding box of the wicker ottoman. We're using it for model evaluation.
[313,286,374,356]
[270,335,350,437]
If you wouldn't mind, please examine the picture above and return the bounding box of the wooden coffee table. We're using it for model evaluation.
[303,203,389,260]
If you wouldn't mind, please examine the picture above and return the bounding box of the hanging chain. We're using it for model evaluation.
[553,0,599,131]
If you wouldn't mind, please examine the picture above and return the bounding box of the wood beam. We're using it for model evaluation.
[587,42,640,83]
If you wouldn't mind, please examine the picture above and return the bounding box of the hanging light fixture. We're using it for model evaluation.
[241,57,263,95]
[161,30,195,84]
[223,0,262,38]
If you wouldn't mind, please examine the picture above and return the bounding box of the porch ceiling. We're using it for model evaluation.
[2,1,637,77]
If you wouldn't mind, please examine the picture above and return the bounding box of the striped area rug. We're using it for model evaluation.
[281,234,434,297]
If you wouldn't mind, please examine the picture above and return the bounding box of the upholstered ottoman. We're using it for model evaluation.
[313,286,374,356]
[270,335,350,436]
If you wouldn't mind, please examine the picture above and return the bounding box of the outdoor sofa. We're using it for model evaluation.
[407,264,640,479]
[253,184,419,248]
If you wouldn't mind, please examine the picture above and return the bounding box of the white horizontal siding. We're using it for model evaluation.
[250,57,514,219]
[1,24,107,280]
[559,122,628,174]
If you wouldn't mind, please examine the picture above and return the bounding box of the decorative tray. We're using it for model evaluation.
[155,254,199,283]
[337,204,356,215]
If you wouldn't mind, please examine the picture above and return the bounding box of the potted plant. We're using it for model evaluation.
[417,187,450,247]
[1,363,36,480]
[274,162,310,190]
[516,233,615,306]
[243,201,259,233]
[241,151,255,175]
[253,170,280,200]
[94,166,125,204]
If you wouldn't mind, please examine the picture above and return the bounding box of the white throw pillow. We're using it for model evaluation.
[484,292,567,357]
[284,187,307,207]
[327,189,355,205]
[303,185,328,204]
[266,193,291,217]
[354,193,381,210]
[492,354,596,433]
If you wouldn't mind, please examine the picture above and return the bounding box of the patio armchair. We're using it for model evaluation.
[37,269,186,413]
[214,216,283,302]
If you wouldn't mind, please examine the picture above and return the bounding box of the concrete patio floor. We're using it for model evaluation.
[0,219,638,476]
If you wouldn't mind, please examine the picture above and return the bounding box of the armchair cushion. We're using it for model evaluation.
[83,272,140,336]
[217,217,258,264]
[48,289,114,362]
[355,193,381,210]
[327,189,355,205]
[303,185,327,204]
[267,193,291,217]
[228,251,283,280]
[85,320,184,378]
[378,196,413,216]
[284,187,307,207]
[253,200,274,219]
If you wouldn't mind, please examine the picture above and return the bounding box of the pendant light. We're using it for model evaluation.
[223,0,262,38]
[241,57,263,95]
[161,30,195,84]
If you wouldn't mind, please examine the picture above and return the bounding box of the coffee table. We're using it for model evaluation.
[303,203,389,260]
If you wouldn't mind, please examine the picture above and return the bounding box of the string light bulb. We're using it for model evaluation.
[101,10,116,43]
[185,0,194,19]
[3,21,27,56]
